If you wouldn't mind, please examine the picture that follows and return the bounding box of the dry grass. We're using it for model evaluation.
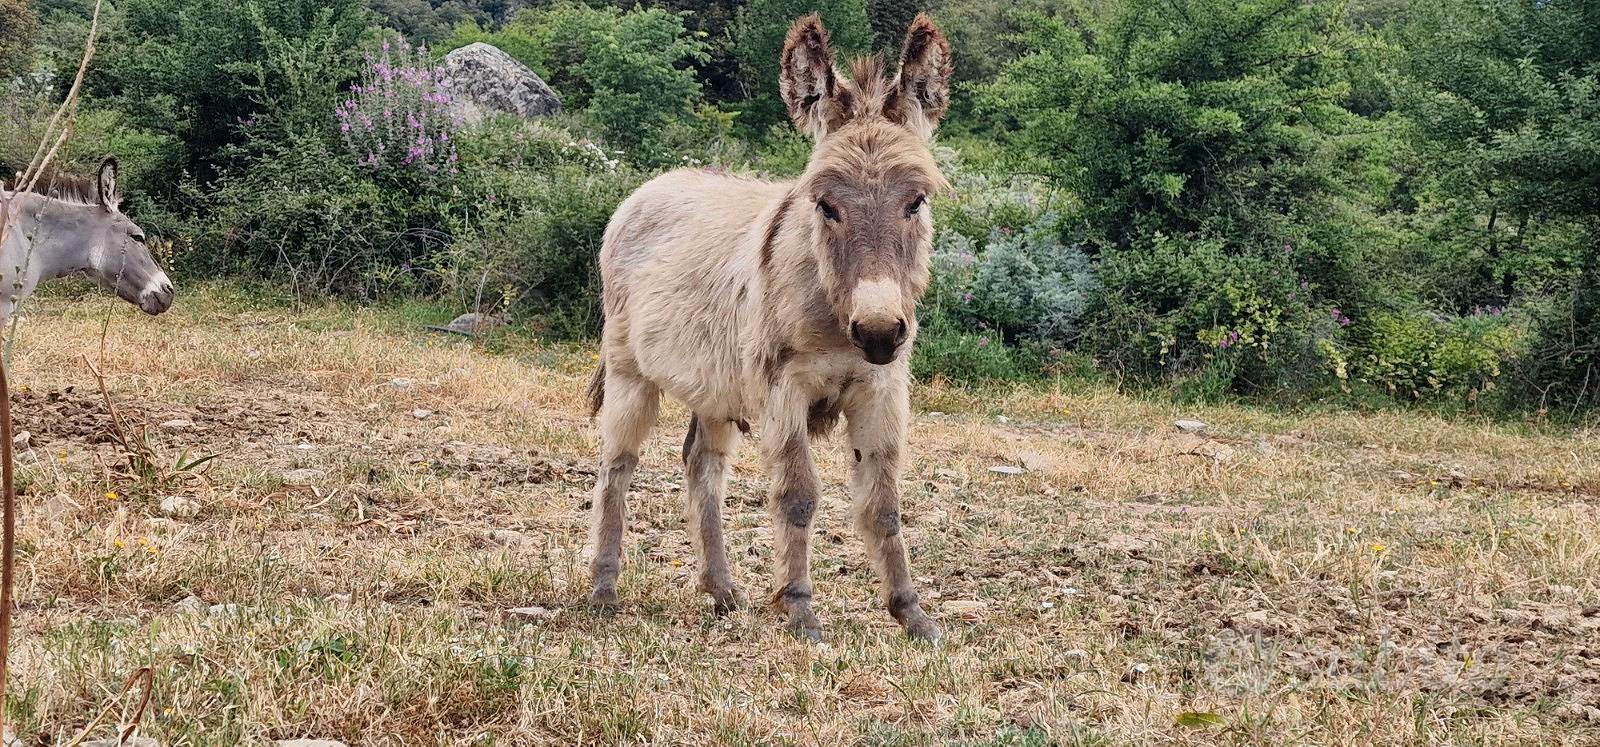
[2,284,1597,746]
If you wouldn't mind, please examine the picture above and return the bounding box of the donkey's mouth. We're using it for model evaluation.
[135,280,176,315]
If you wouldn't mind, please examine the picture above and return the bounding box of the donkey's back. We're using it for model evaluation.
[596,168,788,417]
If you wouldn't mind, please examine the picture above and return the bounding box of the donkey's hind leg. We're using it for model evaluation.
[683,415,747,613]
[588,367,660,608]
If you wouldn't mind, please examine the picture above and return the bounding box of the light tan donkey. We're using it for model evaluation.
[585,14,953,642]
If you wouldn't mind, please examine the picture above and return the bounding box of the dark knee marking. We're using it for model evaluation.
[775,431,808,464]
[853,449,862,463]
[779,489,817,528]
[592,556,621,577]
[600,454,638,489]
[874,509,902,537]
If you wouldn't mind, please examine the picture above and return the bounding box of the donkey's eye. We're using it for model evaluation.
[905,194,926,217]
[130,233,146,244]
[816,199,840,222]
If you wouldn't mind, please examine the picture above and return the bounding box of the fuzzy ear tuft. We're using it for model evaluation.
[779,15,853,137]
[96,156,120,212]
[885,14,953,139]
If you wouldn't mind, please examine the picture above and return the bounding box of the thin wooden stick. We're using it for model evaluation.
[20,0,104,191]
[0,299,12,742]
[60,666,153,747]
[0,1,106,737]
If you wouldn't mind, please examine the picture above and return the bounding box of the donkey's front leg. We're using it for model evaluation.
[762,385,824,640]
[845,380,941,642]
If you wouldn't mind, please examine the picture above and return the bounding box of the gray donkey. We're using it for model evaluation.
[0,157,174,325]
[585,15,954,642]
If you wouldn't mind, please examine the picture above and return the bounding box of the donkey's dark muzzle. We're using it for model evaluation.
[851,319,908,365]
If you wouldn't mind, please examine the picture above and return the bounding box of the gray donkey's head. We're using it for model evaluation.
[29,158,174,315]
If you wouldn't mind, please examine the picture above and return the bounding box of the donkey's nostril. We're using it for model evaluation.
[850,321,864,345]
[894,318,908,343]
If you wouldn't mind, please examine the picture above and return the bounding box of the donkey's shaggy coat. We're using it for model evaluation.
[586,15,953,641]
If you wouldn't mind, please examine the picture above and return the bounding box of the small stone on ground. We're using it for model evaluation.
[159,495,200,517]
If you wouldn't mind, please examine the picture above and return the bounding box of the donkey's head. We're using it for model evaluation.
[780,14,953,365]
[39,158,175,315]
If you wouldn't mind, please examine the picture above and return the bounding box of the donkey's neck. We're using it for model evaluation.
[0,193,99,322]
[6,193,99,280]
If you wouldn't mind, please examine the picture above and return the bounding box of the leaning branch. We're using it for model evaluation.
[0,0,106,736]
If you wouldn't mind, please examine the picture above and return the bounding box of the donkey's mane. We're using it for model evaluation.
[15,170,117,208]
[844,55,895,104]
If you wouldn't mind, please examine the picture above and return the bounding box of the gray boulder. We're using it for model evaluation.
[439,43,561,122]
[426,312,509,337]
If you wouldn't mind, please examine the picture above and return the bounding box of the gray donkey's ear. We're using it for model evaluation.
[97,156,120,211]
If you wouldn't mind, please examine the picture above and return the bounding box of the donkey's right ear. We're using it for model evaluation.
[779,15,852,138]
[96,156,120,212]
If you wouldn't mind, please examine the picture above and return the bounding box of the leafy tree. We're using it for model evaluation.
[732,0,872,132]
[93,0,370,190]
[0,0,38,80]
[866,0,923,50]
[1391,0,1600,408]
[625,0,744,101]
[983,0,1368,384]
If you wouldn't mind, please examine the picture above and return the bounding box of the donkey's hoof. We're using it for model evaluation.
[905,617,943,644]
[706,584,749,616]
[588,585,620,611]
[787,622,824,642]
[784,608,824,641]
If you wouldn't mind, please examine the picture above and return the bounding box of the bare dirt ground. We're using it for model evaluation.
[3,286,1598,746]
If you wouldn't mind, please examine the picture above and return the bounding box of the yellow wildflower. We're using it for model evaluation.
[1372,543,1387,554]
[105,491,119,501]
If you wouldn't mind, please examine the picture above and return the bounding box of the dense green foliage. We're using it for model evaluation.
[0,0,37,80]
[3,0,1596,414]
[443,3,710,163]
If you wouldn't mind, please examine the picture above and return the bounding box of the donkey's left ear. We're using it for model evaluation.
[97,156,120,212]
[885,14,953,140]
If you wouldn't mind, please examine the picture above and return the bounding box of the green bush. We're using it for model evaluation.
[442,3,709,165]
[912,322,1043,386]
[1351,309,1526,401]
[94,0,370,193]
[927,213,1097,349]
[442,119,644,332]
[1513,256,1600,413]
